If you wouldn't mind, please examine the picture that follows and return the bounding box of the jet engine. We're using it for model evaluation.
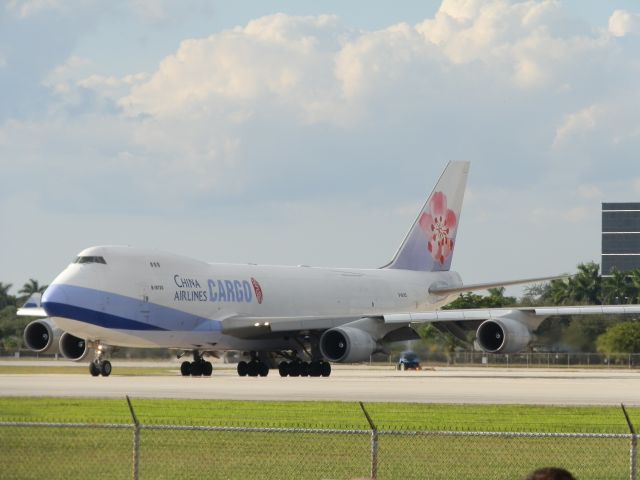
[476,317,531,354]
[320,326,377,363]
[59,332,90,361]
[23,319,62,354]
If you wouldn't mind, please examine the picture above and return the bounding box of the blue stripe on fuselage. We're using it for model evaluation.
[42,284,222,332]
[43,301,167,331]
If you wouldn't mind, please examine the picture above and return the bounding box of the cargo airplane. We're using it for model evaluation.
[18,162,640,377]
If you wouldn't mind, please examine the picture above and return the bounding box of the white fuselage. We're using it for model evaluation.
[42,246,462,351]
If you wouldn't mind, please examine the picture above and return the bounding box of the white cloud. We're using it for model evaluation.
[5,2,634,204]
[78,73,148,100]
[6,0,62,18]
[562,206,589,223]
[121,14,347,119]
[42,55,93,95]
[609,10,640,37]
[5,0,99,18]
[5,1,640,288]
[129,0,168,22]
[554,105,602,145]
[577,185,603,200]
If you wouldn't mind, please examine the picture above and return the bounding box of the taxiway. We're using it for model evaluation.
[2,365,640,404]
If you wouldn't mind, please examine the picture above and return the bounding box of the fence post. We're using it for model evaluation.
[126,396,140,480]
[360,402,378,480]
[621,403,637,480]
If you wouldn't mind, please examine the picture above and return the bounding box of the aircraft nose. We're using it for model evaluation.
[41,284,70,317]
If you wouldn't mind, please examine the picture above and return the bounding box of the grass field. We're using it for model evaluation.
[1,397,638,432]
[0,398,637,479]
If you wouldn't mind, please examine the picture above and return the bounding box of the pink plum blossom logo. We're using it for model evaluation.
[418,191,457,265]
[251,277,263,304]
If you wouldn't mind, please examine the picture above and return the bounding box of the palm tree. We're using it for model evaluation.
[19,279,48,297]
[603,268,630,304]
[0,282,13,308]
[544,279,572,305]
[0,282,12,297]
[571,262,602,304]
[485,287,517,307]
[629,269,640,304]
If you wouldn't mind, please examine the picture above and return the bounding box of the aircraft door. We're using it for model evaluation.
[137,282,150,324]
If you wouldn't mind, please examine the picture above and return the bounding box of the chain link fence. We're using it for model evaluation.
[0,400,638,480]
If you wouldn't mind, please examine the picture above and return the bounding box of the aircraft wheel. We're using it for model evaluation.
[191,361,203,377]
[100,360,112,377]
[247,360,259,377]
[258,362,269,377]
[309,361,321,377]
[180,361,191,376]
[89,362,100,377]
[320,361,331,377]
[288,361,300,377]
[299,362,309,377]
[278,362,289,377]
[237,361,248,377]
[202,361,213,377]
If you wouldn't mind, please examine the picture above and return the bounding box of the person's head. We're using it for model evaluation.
[525,467,576,480]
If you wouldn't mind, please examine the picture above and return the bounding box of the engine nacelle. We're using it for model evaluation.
[23,319,62,354]
[59,332,90,361]
[476,317,532,354]
[320,326,377,363]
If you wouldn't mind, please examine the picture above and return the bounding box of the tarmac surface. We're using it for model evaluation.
[2,362,640,404]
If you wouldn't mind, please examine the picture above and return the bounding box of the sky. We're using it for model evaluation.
[1,0,640,296]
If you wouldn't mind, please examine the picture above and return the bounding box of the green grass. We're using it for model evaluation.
[0,398,637,479]
[0,397,638,433]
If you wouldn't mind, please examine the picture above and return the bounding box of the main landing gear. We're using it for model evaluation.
[237,356,269,377]
[180,351,213,377]
[238,360,269,377]
[89,344,112,377]
[278,360,331,377]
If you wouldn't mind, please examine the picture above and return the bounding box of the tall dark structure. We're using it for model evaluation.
[602,202,640,276]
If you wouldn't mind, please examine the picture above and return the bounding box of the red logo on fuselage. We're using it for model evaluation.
[251,277,263,304]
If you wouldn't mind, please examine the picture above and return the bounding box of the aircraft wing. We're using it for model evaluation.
[428,274,567,295]
[384,305,640,326]
[220,314,365,336]
[223,304,640,337]
[16,293,47,317]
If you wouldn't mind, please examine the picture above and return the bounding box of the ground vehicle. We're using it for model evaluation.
[397,351,421,370]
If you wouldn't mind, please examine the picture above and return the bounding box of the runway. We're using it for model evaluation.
[2,364,640,404]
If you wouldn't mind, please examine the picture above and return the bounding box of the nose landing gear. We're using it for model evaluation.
[89,343,112,377]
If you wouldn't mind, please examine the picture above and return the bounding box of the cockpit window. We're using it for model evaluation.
[74,256,107,265]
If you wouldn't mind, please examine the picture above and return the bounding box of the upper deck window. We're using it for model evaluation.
[74,256,107,265]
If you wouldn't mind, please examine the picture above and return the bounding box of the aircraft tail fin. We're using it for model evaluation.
[385,161,469,272]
